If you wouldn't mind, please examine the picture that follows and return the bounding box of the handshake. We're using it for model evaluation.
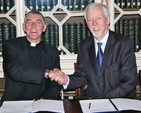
[48,68,68,85]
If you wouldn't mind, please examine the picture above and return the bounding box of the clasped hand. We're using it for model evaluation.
[48,68,68,85]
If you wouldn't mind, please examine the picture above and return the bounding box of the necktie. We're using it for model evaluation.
[97,42,103,76]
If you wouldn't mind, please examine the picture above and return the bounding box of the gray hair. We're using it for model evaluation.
[24,10,45,24]
[84,3,110,21]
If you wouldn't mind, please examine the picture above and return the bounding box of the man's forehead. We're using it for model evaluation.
[27,13,42,17]
[26,14,42,20]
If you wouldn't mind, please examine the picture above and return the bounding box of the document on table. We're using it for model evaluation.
[111,98,141,111]
[32,99,64,113]
[79,99,117,113]
[0,99,64,113]
[0,100,33,113]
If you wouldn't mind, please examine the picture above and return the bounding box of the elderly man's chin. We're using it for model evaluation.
[92,32,102,39]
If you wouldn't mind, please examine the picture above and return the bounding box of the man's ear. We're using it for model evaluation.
[107,17,110,25]
[43,24,47,32]
[22,23,26,32]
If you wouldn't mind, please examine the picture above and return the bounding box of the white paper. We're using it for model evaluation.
[111,98,141,111]
[32,99,64,113]
[79,99,116,113]
[0,100,33,113]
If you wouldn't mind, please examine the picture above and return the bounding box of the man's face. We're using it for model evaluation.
[86,6,110,41]
[23,13,47,42]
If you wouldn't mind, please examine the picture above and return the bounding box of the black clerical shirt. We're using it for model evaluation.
[21,39,42,100]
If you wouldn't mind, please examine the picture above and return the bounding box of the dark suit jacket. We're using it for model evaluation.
[68,30,137,99]
[1,36,62,101]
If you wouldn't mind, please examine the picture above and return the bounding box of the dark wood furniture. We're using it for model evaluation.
[1,99,141,113]
[63,99,141,113]
[74,63,81,99]
[139,70,141,95]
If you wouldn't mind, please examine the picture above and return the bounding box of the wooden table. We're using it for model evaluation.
[63,99,141,113]
[0,99,141,113]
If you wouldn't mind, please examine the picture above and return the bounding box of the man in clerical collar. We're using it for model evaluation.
[1,10,62,101]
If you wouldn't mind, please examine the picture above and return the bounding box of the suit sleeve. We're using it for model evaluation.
[67,47,88,90]
[2,41,44,84]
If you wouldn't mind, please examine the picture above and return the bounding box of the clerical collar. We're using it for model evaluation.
[30,42,38,47]
[27,38,41,47]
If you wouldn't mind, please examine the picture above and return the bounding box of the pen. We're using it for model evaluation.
[109,99,119,111]
[88,103,91,109]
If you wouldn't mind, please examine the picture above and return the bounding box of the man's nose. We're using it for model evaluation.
[92,20,97,25]
[31,22,36,27]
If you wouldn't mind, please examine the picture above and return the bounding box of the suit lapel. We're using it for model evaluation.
[86,37,101,93]
[40,42,50,68]
[88,39,98,76]
[101,31,116,75]
[19,37,30,66]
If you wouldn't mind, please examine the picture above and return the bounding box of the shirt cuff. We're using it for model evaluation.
[63,75,70,89]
